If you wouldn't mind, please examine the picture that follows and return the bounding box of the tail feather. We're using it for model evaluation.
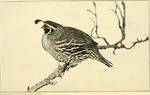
[88,46,113,68]
[91,48,113,68]
[100,57,113,68]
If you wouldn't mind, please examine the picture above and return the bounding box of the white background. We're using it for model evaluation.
[0,1,149,91]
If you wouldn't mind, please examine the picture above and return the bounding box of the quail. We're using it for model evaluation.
[35,19,113,71]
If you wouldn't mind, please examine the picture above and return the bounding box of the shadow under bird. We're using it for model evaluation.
[35,19,113,71]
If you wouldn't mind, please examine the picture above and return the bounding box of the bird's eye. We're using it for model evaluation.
[44,29,50,34]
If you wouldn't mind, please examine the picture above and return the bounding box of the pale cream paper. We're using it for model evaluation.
[0,0,149,94]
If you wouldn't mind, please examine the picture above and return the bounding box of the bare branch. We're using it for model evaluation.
[97,37,149,50]
[87,1,112,45]
[87,9,96,16]
[27,64,68,91]
[87,1,99,38]
[89,17,96,37]
[99,37,110,45]
[115,1,124,19]
[125,37,149,49]
[90,1,149,54]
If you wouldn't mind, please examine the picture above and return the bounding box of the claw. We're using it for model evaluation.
[58,64,70,79]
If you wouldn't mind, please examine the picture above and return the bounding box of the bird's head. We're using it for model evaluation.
[35,19,63,35]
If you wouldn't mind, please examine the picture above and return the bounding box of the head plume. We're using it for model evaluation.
[34,19,62,29]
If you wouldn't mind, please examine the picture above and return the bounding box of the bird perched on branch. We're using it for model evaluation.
[35,19,113,71]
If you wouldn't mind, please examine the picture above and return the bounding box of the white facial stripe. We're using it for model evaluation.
[44,23,56,30]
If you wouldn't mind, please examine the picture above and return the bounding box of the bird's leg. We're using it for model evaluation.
[58,63,79,78]
[63,63,71,71]
[58,63,69,78]
[66,63,78,70]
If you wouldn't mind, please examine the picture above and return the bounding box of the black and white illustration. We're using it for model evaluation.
[0,0,149,92]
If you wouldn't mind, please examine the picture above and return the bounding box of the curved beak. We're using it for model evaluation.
[41,26,44,29]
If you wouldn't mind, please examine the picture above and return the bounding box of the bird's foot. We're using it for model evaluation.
[58,63,70,78]
[58,71,65,78]
[56,63,68,78]
[58,63,78,78]
[66,63,78,70]
[63,63,70,71]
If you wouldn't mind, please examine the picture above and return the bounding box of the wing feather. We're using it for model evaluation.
[63,27,98,47]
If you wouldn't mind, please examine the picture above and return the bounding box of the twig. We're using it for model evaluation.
[125,37,149,49]
[87,1,99,38]
[87,1,111,45]
[88,1,149,55]
[97,37,149,49]
[110,1,126,54]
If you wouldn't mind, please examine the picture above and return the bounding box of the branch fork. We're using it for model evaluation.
[88,1,149,54]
